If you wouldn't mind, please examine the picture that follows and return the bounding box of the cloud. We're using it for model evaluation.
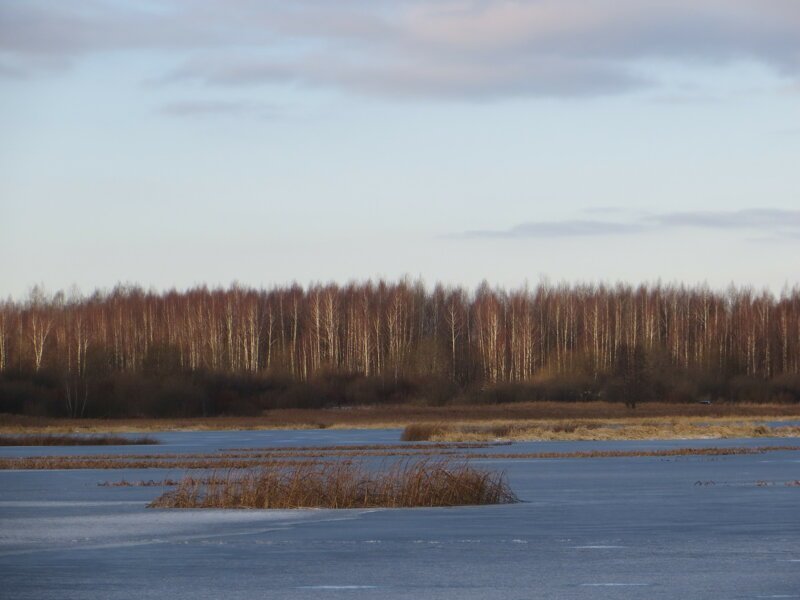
[169,55,645,99]
[2,1,800,99]
[460,219,645,238]
[458,209,800,239]
[648,209,800,230]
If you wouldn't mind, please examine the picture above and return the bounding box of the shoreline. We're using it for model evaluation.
[2,401,799,439]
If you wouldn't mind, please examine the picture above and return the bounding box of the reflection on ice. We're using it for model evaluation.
[0,505,358,555]
[299,586,379,590]
[580,583,651,587]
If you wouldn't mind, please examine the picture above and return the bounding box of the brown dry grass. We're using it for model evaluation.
[3,402,800,434]
[0,456,325,470]
[402,420,800,442]
[463,445,800,460]
[0,441,495,470]
[148,460,518,509]
[0,434,158,446]
[9,442,797,471]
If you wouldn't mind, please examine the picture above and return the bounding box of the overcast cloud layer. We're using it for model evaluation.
[2,0,800,98]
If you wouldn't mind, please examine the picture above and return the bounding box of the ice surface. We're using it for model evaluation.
[1,430,799,599]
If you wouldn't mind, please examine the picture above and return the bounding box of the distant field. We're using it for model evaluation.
[1,401,799,436]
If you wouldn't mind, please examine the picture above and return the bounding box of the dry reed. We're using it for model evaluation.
[148,460,518,509]
[461,445,800,460]
[98,478,183,487]
[0,456,324,470]
[400,424,447,441]
[0,441,497,470]
[5,443,798,471]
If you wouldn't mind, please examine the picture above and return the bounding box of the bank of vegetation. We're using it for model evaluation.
[3,402,800,434]
[147,460,518,509]
[4,444,799,471]
[1,280,799,418]
[401,421,800,442]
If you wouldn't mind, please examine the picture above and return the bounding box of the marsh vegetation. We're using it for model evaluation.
[148,460,518,509]
[401,420,800,442]
[3,402,800,435]
[5,441,798,471]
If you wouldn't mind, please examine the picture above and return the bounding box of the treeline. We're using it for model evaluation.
[1,280,799,417]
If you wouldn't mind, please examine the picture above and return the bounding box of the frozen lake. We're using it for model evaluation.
[1,430,799,599]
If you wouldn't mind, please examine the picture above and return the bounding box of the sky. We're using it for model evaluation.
[1,0,799,298]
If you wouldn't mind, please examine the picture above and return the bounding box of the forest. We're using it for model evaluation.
[1,280,799,417]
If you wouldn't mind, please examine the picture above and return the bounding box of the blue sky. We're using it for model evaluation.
[1,0,799,297]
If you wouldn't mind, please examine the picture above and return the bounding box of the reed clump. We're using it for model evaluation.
[99,478,183,487]
[148,460,518,509]
[0,434,158,446]
[400,423,447,441]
